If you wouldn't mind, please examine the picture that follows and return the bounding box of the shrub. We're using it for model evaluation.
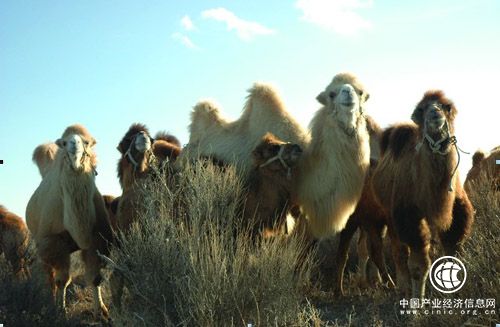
[108,161,316,326]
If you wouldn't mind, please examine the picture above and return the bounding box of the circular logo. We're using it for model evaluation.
[429,256,467,293]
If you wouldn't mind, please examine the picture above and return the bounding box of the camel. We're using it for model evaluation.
[371,90,474,298]
[110,123,181,308]
[180,83,310,175]
[244,133,303,239]
[0,205,30,278]
[296,73,370,237]
[183,73,371,237]
[26,124,112,317]
[464,146,500,193]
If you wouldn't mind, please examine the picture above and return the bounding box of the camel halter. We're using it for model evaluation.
[415,115,468,192]
[259,144,292,180]
[65,141,98,176]
[124,134,154,170]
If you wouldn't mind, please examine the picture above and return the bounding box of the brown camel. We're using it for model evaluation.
[244,133,303,239]
[371,90,474,298]
[110,123,181,308]
[0,205,31,278]
[26,124,112,317]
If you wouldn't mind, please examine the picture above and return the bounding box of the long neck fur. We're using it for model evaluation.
[55,151,97,250]
[119,151,155,191]
[415,131,458,228]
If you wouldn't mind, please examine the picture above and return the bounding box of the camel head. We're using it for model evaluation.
[252,133,303,179]
[117,123,154,170]
[412,90,457,139]
[56,124,97,172]
[316,73,369,135]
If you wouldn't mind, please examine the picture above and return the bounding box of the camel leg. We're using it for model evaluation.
[110,269,125,309]
[333,216,359,295]
[439,194,474,256]
[81,249,109,318]
[42,261,57,299]
[357,229,370,289]
[367,225,395,288]
[395,209,431,299]
[37,234,75,311]
[388,228,411,297]
[53,253,72,311]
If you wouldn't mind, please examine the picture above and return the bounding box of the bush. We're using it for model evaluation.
[108,161,316,326]
[0,241,67,326]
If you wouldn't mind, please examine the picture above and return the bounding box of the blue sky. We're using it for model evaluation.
[1,0,499,217]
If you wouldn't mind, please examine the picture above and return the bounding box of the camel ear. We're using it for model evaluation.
[117,144,125,154]
[316,91,327,105]
[91,137,97,146]
[56,138,65,148]
[364,92,370,102]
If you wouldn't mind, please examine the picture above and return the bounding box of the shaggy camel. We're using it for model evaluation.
[244,133,303,238]
[295,73,370,236]
[371,90,474,298]
[183,74,371,237]
[180,83,310,175]
[0,205,30,278]
[26,124,112,317]
[110,123,181,307]
[464,146,500,193]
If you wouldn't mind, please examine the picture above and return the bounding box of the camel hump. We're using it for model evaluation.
[32,143,59,178]
[381,124,418,158]
[154,131,181,148]
[189,100,227,139]
[191,100,223,125]
[248,83,281,102]
[472,150,486,167]
[244,83,287,117]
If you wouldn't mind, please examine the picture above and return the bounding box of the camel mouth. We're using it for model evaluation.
[134,134,152,153]
[427,117,446,131]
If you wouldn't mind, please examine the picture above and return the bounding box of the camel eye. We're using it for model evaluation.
[329,91,336,99]
[84,140,90,146]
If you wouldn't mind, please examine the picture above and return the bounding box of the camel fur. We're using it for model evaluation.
[371,90,474,298]
[26,124,112,317]
[295,73,370,237]
[0,205,31,278]
[244,133,303,238]
[110,123,181,308]
[181,83,310,175]
[464,146,500,193]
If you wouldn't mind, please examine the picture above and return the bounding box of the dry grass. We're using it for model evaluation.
[108,161,317,326]
[1,168,497,326]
